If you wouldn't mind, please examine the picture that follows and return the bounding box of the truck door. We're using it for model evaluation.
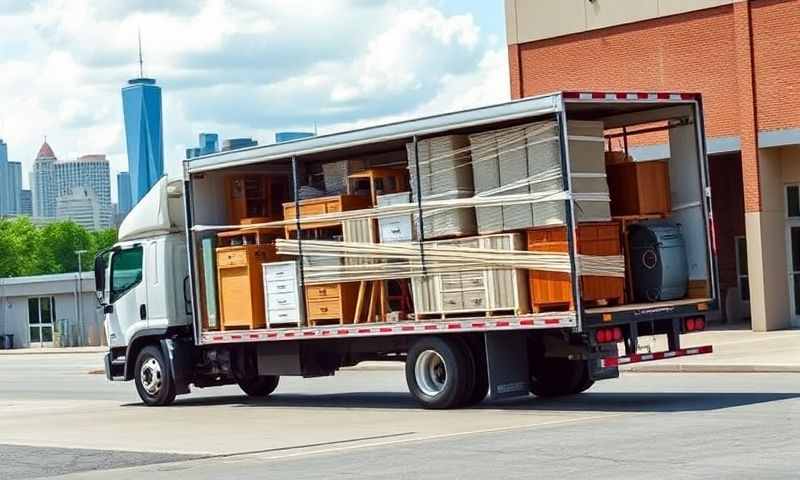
[144,239,169,330]
[106,245,148,348]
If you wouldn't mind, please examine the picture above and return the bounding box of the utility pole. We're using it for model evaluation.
[75,249,88,346]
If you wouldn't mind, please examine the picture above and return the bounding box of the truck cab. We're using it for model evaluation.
[96,178,192,404]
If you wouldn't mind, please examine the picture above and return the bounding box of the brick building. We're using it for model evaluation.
[504,0,800,330]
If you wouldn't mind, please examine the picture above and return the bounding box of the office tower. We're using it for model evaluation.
[32,141,58,217]
[20,190,32,216]
[0,138,7,215]
[222,138,258,151]
[7,161,22,214]
[199,133,219,155]
[185,147,201,159]
[122,77,164,203]
[117,171,133,216]
[56,187,102,231]
[275,132,314,143]
[55,155,112,228]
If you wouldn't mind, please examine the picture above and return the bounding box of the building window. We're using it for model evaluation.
[27,297,55,346]
[787,185,800,218]
[735,236,749,302]
[110,246,143,303]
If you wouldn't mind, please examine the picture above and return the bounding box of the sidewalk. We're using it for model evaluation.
[621,328,800,373]
[0,346,107,355]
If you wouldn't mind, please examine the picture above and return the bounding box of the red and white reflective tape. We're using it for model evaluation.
[562,91,698,102]
[601,345,713,368]
[201,314,576,344]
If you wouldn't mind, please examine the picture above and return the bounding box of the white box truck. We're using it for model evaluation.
[96,91,716,408]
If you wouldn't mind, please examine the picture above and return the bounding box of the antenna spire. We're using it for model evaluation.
[137,28,144,78]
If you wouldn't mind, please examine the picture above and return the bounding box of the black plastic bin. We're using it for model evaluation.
[1,334,14,349]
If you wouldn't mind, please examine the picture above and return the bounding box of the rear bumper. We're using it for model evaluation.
[601,344,713,368]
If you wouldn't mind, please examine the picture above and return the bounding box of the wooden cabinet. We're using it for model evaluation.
[305,282,360,325]
[226,175,288,224]
[527,222,624,312]
[283,194,371,234]
[410,233,529,318]
[217,244,279,330]
[606,160,671,216]
[347,168,409,205]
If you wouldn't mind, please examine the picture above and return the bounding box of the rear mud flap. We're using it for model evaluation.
[485,331,530,400]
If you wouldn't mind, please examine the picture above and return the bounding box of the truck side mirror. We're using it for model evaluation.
[94,254,106,304]
[103,304,114,314]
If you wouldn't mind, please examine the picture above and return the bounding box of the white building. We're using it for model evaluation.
[0,272,104,348]
[56,187,102,231]
[31,141,58,218]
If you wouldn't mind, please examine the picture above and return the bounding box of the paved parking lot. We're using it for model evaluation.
[1,353,799,479]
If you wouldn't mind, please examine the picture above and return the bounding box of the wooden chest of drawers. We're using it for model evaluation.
[410,233,529,318]
[527,222,624,312]
[283,194,371,234]
[305,282,360,326]
[217,244,279,330]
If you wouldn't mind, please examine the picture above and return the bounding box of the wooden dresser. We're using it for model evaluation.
[305,282,360,326]
[606,160,671,216]
[410,233,529,318]
[527,222,624,312]
[217,243,279,330]
[282,194,371,235]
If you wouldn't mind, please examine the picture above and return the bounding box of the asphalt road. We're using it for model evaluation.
[1,353,799,479]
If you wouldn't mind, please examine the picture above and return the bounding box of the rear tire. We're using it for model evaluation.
[406,336,471,409]
[238,375,280,397]
[134,345,176,406]
[460,340,489,406]
[529,357,594,397]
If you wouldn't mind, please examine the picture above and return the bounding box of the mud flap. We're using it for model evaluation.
[485,331,530,400]
[161,338,193,395]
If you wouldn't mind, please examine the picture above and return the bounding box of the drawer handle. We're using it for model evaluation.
[276,271,284,276]
[278,313,288,318]
[471,279,480,284]
[447,300,457,305]
[472,298,483,305]
[320,307,328,312]
[318,289,327,295]
[277,285,286,290]
[278,299,287,305]
[391,228,401,233]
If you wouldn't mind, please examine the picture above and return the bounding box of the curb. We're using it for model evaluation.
[622,364,800,373]
[0,348,107,356]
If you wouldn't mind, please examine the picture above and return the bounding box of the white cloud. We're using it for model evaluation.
[0,0,510,203]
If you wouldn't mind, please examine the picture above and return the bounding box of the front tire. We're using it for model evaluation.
[238,375,280,397]
[406,336,471,409]
[134,345,176,406]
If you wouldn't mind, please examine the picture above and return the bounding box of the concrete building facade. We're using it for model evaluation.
[505,0,800,331]
[56,187,102,231]
[55,154,113,228]
[0,273,103,348]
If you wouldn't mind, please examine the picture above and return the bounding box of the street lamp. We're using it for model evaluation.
[75,249,88,346]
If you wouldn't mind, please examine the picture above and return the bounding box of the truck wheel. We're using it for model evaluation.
[406,336,471,409]
[238,375,280,397]
[529,358,594,397]
[134,345,176,406]
[460,340,489,406]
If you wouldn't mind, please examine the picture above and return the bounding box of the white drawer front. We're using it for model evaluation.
[268,308,300,325]
[265,262,296,283]
[460,273,485,289]
[268,292,298,311]
[462,290,487,310]
[267,279,296,295]
[441,292,464,311]
[379,216,413,243]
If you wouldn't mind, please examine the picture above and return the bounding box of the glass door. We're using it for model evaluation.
[27,297,55,347]
[786,185,800,328]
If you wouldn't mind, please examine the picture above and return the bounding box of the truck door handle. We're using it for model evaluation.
[139,304,147,320]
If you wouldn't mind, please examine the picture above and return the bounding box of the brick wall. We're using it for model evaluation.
[752,0,800,132]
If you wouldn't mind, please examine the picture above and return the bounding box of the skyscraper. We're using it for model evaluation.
[8,161,22,214]
[199,133,218,155]
[222,138,258,151]
[56,187,102,231]
[20,190,32,216]
[122,77,164,203]
[117,171,133,216]
[32,141,58,218]
[0,138,8,215]
[276,132,314,143]
[55,155,112,228]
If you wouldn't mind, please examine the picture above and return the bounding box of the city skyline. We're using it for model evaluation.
[0,1,506,204]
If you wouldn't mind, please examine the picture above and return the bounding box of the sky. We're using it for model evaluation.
[0,0,510,204]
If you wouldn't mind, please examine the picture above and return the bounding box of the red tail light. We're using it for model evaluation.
[613,327,623,341]
[596,327,624,343]
[684,316,706,332]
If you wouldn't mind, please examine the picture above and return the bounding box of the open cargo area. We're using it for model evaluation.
[184,91,717,344]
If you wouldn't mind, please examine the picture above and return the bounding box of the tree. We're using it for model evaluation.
[0,218,117,277]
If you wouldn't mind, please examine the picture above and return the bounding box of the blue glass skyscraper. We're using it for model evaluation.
[276,131,314,143]
[122,77,164,203]
[117,171,133,216]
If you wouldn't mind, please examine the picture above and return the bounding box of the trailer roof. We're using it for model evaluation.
[184,90,699,174]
